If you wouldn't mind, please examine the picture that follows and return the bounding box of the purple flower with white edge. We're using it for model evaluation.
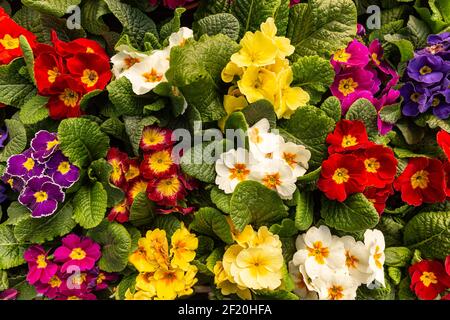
[18,176,65,218]
[6,149,45,180]
[400,82,430,117]
[24,245,58,285]
[31,130,59,163]
[1,173,25,191]
[407,54,450,85]
[0,128,8,149]
[426,91,450,119]
[54,234,101,272]
[46,150,79,188]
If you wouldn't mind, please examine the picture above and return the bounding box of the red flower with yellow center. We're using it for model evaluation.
[51,30,107,58]
[140,149,177,179]
[127,178,149,204]
[394,157,446,206]
[33,44,66,95]
[318,153,367,202]
[147,174,187,206]
[409,260,450,300]
[326,120,370,154]
[67,53,112,91]
[363,184,394,215]
[46,76,84,119]
[125,158,141,182]
[140,126,173,152]
[106,148,129,188]
[107,199,130,224]
[437,130,450,159]
[357,145,397,188]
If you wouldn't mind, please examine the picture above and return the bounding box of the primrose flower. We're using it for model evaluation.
[331,39,370,71]
[0,289,18,300]
[312,270,359,300]
[231,31,278,68]
[213,260,252,300]
[400,82,430,117]
[273,141,311,178]
[215,148,254,194]
[126,178,149,203]
[140,125,174,152]
[407,54,450,85]
[54,234,101,272]
[340,236,372,285]
[45,150,79,188]
[140,148,177,179]
[363,229,386,286]
[30,130,59,163]
[260,18,295,59]
[331,68,380,101]
[107,199,130,223]
[18,176,65,217]
[238,66,277,104]
[247,118,284,160]
[6,149,45,181]
[167,27,193,49]
[34,272,64,299]
[409,259,450,300]
[24,245,58,285]
[170,224,198,270]
[111,46,148,79]
[147,173,187,206]
[106,147,129,188]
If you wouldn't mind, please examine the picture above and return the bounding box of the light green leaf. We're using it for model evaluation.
[160,7,186,42]
[129,192,155,227]
[384,35,414,63]
[81,0,110,35]
[388,267,402,285]
[153,215,181,240]
[230,181,288,232]
[320,193,380,232]
[357,278,394,300]
[379,103,401,125]
[269,218,297,237]
[100,117,128,142]
[210,187,232,214]
[107,77,151,117]
[385,247,413,267]
[232,0,282,36]
[320,96,342,123]
[287,0,357,59]
[274,0,289,36]
[19,36,35,85]
[0,225,26,269]
[19,95,49,125]
[21,0,81,17]
[0,119,27,162]
[0,270,7,291]
[406,15,431,48]
[206,247,225,272]
[88,159,125,207]
[87,220,132,272]
[295,191,314,231]
[345,98,379,138]
[0,59,36,108]
[190,207,233,244]
[195,13,240,41]
[4,202,30,226]
[73,182,108,229]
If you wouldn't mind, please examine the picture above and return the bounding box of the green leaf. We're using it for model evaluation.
[379,103,401,125]
[377,216,404,248]
[384,35,414,63]
[160,8,186,42]
[21,0,81,17]
[345,98,379,138]
[103,0,158,48]
[190,207,233,244]
[4,202,30,226]
[398,277,416,300]
[196,235,215,257]
[232,0,282,36]
[73,182,108,229]
[0,59,36,108]
[224,112,249,149]
[58,118,110,168]
[274,0,289,36]
[206,247,225,272]
[0,225,26,269]
[195,13,240,41]
[123,116,159,156]
[406,15,431,48]
[13,202,76,244]
[269,218,297,237]
[292,56,335,104]
[414,0,449,34]
[388,267,402,285]
[19,95,49,125]
[115,274,136,300]
[88,159,125,207]
[80,89,103,110]
[287,0,357,59]
[320,97,342,123]
[19,36,35,85]
[100,117,128,142]
[81,0,110,35]
[0,119,27,162]
[166,34,240,122]
[210,186,232,214]
[320,193,380,232]
[153,214,181,239]
[87,220,132,272]
[403,211,450,260]
[194,0,233,20]
[385,247,413,267]
[357,278,395,300]
[295,191,314,231]
[241,100,277,128]
[107,77,151,117]
[280,106,335,170]
[230,181,288,232]
[14,280,37,300]
[0,270,7,291]
[129,192,155,227]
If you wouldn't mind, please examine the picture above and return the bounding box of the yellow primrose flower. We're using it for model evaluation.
[128,238,159,273]
[135,272,157,296]
[125,289,155,300]
[238,66,277,104]
[170,224,198,271]
[178,264,199,297]
[274,67,310,119]
[250,226,282,249]
[260,18,295,59]
[222,61,243,83]
[266,57,290,75]
[218,87,249,131]
[231,31,278,68]
[144,229,170,269]
[214,261,252,300]
[153,268,186,300]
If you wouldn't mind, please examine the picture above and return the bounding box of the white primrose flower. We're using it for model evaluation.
[168,27,194,49]
[273,141,311,178]
[292,226,346,279]
[111,46,149,79]
[122,50,170,95]
[251,159,297,200]
[340,236,373,285]
[364,229,386,287]
[248,118,284,161]
[288,261,318,300]
[215,148,255,194]
[312,270,359,300]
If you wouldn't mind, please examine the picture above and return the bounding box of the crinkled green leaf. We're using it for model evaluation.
[357,278,394,300]
[269,218,297,237]
[19,36,35,85]
[210,186,232,214]
[123,116,159,156]
[385,247,413,267]
[241,100,277,128]
[384,35,414,63]
[81,0,110,35]
[406,15,431,48]
[21,0,81,17]
[19,95,49,125]
[4,202,30,226]
[115,274,136,300]
[190,207,233,244]
[100,117,128,142]
[345,98,379,138]
[388,267,402,285]
[379,103,402,125]
[377,216,404,248]
[0,59,36,108]
[0,119,27,162]
[195,13,240,41]
[232,0,282,36]
[0,225,26,269]
[88,159,125,207]
[398,277,416,300]
[129,192,155,227]
[160,7,186,42]
[320,96,342,123]
[295,191,314,231]
[153,214,181,240]
[107,77,151,117]
[73,182,108,229]
[274,0,289,36]
[0,270,7,291]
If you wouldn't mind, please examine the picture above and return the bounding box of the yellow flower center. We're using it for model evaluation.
[46,139,59,151]
[34,191,48,203]
[96,272,106,285]
[69,247,87,260]
[57,161,71,175]
[307,241,330,265]
[420,271,438,287]
[7,178,14,188]
[431,97,440,107]
[341,135,358,148]
[129,180,148,201]
[262,172,281,189]
[364,158,380,173]
[49,275,62,288]
[156,176,180,197]
[142,128,165,146]
[419,66,432,75]
[373,245,383,269]
[411,170,429,189]
[249,128,262,144]
[345,250,359,269]
[124,57,141,68]
[149,150,173,173]
[328,285,344,300]
[283,152,297,168]
[48,67,60,84]
[86,47,95,54]
[338,78,358,96]
[229,163,250,181]
[142,68,163,83]
[160,270,179,285]
[332,168,350,184]
[81,69,99,87]
[70,273,87,286]
[0,34,20,50]
[67,296,81,300]
[371,53,381,65]
[36,254,48,269]
[333,48,351,62]
[410,93,421,103]
[23,157,35,171]
[59,88,79,108]
[125,164,140,181]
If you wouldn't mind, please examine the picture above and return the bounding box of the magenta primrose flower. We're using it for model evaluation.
[24,245,58,285]
[54,234,101,272]
[331,39,370,71]
[331,67,380,101]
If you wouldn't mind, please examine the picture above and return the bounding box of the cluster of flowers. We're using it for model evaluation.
[33,31,111,119]
[289,226,386,300]
[126,224,198,300]
[401,33,450,119]
[111,27,192,98]
[215,118,311,200]
[2,131,79,218]
[330,38,400,134]
[107,126,196,223]
[24,234,117,300]
[317,120,397,213]
[221,18,310,120]
[409,255,450,300]
[213,224,284,299]
[0,7,36,65]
